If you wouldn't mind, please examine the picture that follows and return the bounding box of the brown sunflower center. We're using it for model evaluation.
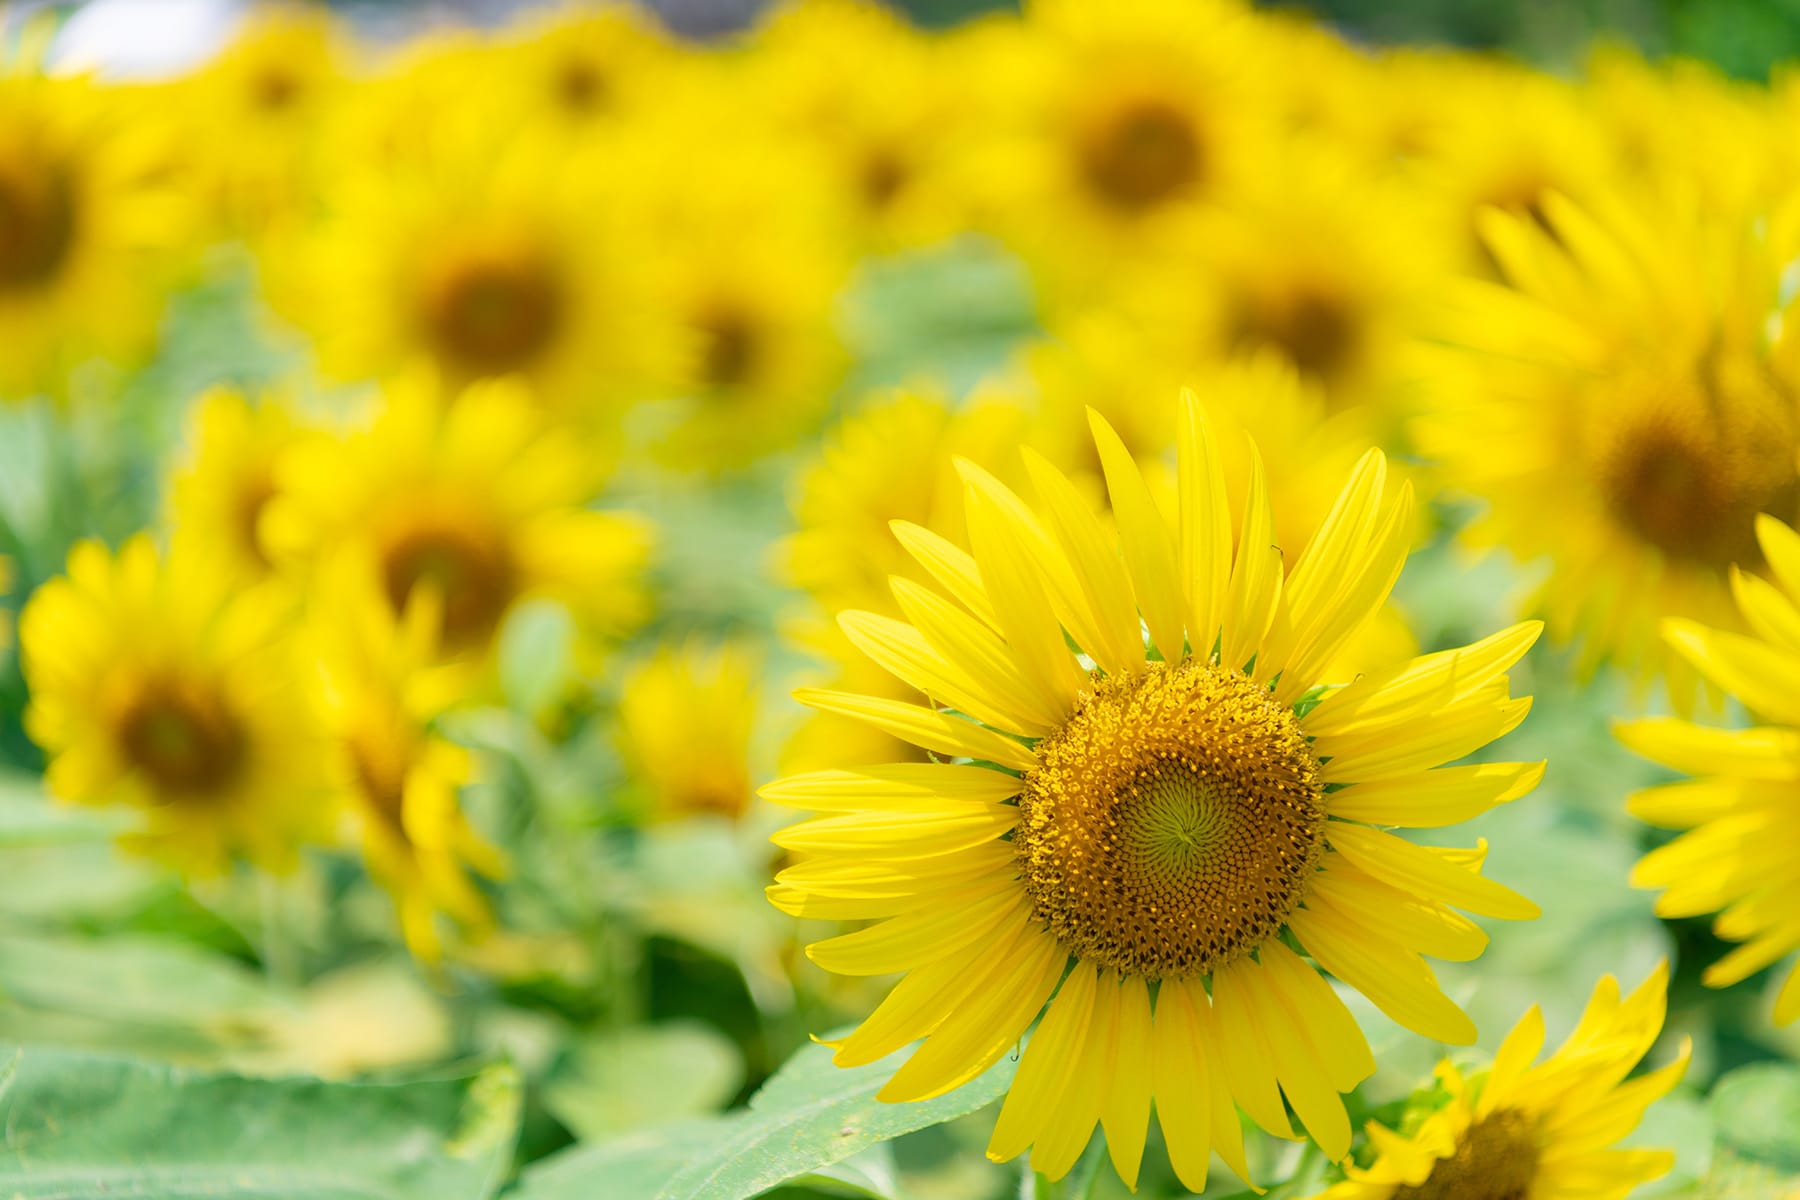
[696,302,760,390]
[1595,354,1800,568]
[1233,281,1361,379]
[556,58,607,113]
[0,164,76,292]
[115,681,249,796]
[379,515,517,648]
[1078,96,1203,215]
[348,728,411,838]
[1015,660,1325,980]
[421,247,563,377]
[233,471,278,569]
[252,66,301,112]
[1393,1108,1541,1200]
[859,147,909,211]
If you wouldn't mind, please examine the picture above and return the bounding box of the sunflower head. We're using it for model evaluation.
[766,388,1542,1192]
[618,641,761,822]
[20,536,330,873]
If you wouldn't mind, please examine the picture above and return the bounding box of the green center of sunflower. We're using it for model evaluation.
[1393,1108,1541,1200]
[1078,95,1203,215]
[1595,353,1799,568]
[380,515,517,648]
[422,247,564,377]
[0,164,77,292]
[1015,660,1325,980]
[115,681,249,796]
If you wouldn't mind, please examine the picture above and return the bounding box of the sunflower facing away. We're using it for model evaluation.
[1617,514,1800,1026]
[20,536,330,874]
[764,391,1544,1189]
[1315,964,1687,1200]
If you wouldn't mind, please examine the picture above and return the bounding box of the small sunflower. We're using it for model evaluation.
[1422,190,1800,710]
[265,375,653,679]
[0,73,187,399]
[495,3,677,139]
[765,391,1543,1190]
[19,536,330,874]
[618,641,761,821]
[182,4,350,235]
[1617,514,1800,1025]
[283,116,669,417]
[311,583,505,963]
[167,387,311,583]
[1316,964,1688,1200]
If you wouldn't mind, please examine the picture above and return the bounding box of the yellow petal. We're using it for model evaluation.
[1020,448,1143,677]
[891,577,1069,732]
[1178,391,1232,666]
[1326,762,1544,828]
[1730,567,1800,654]
[1614,718,1800,781]
[807,880,1023,975]
[1151,973,1216,1194]
[890,520,1001,631]
[988,959,1097,1164]
[1309,856,1490,962]
[1328,825,1539,920]
[1098,972,1154,1190]
[791,688,1038,772]
[839,609,1051,737]
[760,764,1023,811]
[1663,618,1800,726]
[771,804,1019,857]
[1317,692,1532,782]
[1289,900,1478,1044]
[1219,439,1284,675]
[1304,622,1543,737]
[1088,408,1185,663]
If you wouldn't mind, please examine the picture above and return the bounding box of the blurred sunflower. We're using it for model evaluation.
[283,122,669,417]
[265,375,653,679]
[970,0,1274,291]
[1618,514,1800,1025]
[0,73,187,399]
[751,0,973,250]
[182,4,350,235]
[618,641,761,821]
[20,536,330,874]
[1316,965,1687,1200]
[1422,192,1800,709]
[311,581,505,963]
[766,392,1542,1190]
[631,118,852,472]
[496,3,677,139]
[167,387,311,583]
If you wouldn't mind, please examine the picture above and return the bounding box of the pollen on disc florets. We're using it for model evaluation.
[1015,658,1326,981]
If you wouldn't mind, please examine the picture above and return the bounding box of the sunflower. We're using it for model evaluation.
[494,3,678,140]
[630,114,852,472]
[19,536,330,874]
[1420,190,1800,710]
[0,73,188,400]
[310,580,504,963]
[764,391,1543,1190]
[167,387,311,583]
[1617,514,1800,1025]
[618,641,761,821]
[968,0,1276,294]
[264,375,654,680]
[181,4,350,235]
[1316,964,1688,1200]
[280,111,670,418]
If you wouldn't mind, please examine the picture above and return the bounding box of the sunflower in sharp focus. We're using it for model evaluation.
[1421,191,1800,710]
[19,536,330,874]
[1317,964,1687,1200]
[0,73,187,400]
[311,582,504,963]
[1617,515,1800,1025]
[168,387,313,583]
[765,390,1543,1190]
[619,641,761,822]
[265,375,653,682]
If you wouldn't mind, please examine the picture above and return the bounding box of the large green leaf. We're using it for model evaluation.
[515,1036,1021,1200]
[1710,1061,1800,1172]
[0,1044,521,1200]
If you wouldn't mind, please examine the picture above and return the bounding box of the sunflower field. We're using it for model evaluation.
[5,0,1800,1196]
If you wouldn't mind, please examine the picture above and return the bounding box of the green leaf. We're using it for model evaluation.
[0,771,120,846]
[542,1020,744,1141]
[0,1043,521,1200]
[1711,1062,1800,1172]
[516,1035,1021,1200]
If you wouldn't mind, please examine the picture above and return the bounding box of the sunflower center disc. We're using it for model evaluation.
[423,248,564,376]
[1015,659,1325,980]
[380,514,518,647]
[0,165,76,292]
[1393,1108,1541,1200]
[1078,95,1202,215]
[114,680,249,795]
[1594,355,1799,567]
